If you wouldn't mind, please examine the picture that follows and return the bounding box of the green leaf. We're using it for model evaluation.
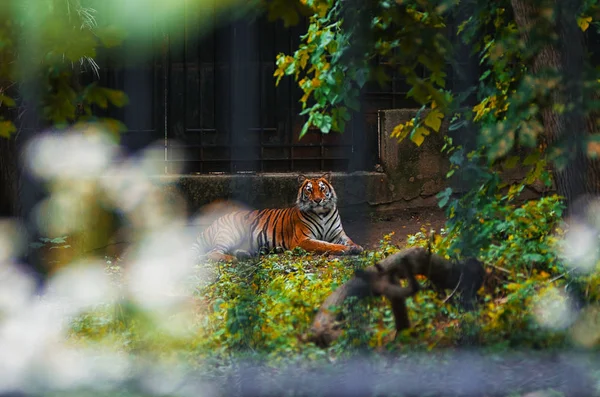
[285,61,296,75]
[300,121,310,139]
[355,68,368,89]
[449,149,464,166]
[437,187,453,208]
[0,94,16,107]
[370,66,391,88]
[95,26,127,48]
[448,119,467,131]
[479,69,491,81]
[504,155,520,169]
[312,112,324,129]
[346,95,360,111]
[523,151,540,166]
[0,121,16,138]
[540,170,553,187]
[321,115,332,133]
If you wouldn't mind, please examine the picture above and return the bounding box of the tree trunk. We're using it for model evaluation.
[511,0,600,214]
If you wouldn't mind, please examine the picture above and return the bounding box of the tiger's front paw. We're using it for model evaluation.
[234,249,253,261]
[347,245,364,255]
[207,251,238,263]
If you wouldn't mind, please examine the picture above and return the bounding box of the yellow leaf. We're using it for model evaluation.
[424,108,443,132]
[391,120,413,141]
[300,90,311,104]
[298,51,310,69]
[274,68,285,86]
[473,100,489,122]
[315,1,330,18]
[411,126,430,146]
[578,16,592,32]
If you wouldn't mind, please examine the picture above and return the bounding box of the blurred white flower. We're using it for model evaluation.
[0,299,65,392]
[127,225,196,316]
[558,222,599,274]
[33,191,86,236]
[45,261,117,316]
[533,287,576,330]
[100,160,153,214]
[0,261,36,316]
[25,128,119,181]
[0,218,25,262]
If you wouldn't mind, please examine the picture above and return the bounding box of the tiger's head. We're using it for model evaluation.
[296,173,337,214]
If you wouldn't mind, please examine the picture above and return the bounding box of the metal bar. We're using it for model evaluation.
[288,24,294,172]
[229,24,234,174]
[183,127,276,133]
[168,156,351,162]
[167,143,354,148]
[258,20,264,173]
[164,10,170,174]
[211,1,219,174]
[183,0,188,162]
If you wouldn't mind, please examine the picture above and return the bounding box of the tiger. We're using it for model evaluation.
[192,173,364,262]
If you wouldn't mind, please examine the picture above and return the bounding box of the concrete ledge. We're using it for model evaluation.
[153,172,400,215]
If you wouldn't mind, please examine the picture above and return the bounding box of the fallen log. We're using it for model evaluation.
[306,246,485,347]
[386,246,485,310]
[307,250,421,348]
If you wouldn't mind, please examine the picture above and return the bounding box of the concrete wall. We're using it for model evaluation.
[156,108,552,216]
[376,109,552,210]
[377,109,449,210]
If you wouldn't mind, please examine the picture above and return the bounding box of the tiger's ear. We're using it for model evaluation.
[320,172,331,181]
[297,174,308,184]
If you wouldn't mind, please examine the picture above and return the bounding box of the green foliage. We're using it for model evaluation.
[273,0,451,140]
[273,0,600,166]
[433,134,555,258]
[0,0,129,137]
[29,236,71,250]
[273,0,364,137]
[68,197,600,367]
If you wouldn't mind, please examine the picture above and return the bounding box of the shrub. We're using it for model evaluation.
[68,195,600,368]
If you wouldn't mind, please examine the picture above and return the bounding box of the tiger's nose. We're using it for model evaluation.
[314,198,322,204]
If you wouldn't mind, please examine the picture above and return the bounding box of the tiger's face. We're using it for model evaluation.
[296,173,337,214]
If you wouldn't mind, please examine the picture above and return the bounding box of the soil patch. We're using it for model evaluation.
[342,207,447,250]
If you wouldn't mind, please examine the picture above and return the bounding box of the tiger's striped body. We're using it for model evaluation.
[193,174,363,262]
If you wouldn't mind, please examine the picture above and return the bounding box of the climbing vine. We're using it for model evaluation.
[273,0,451,141]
